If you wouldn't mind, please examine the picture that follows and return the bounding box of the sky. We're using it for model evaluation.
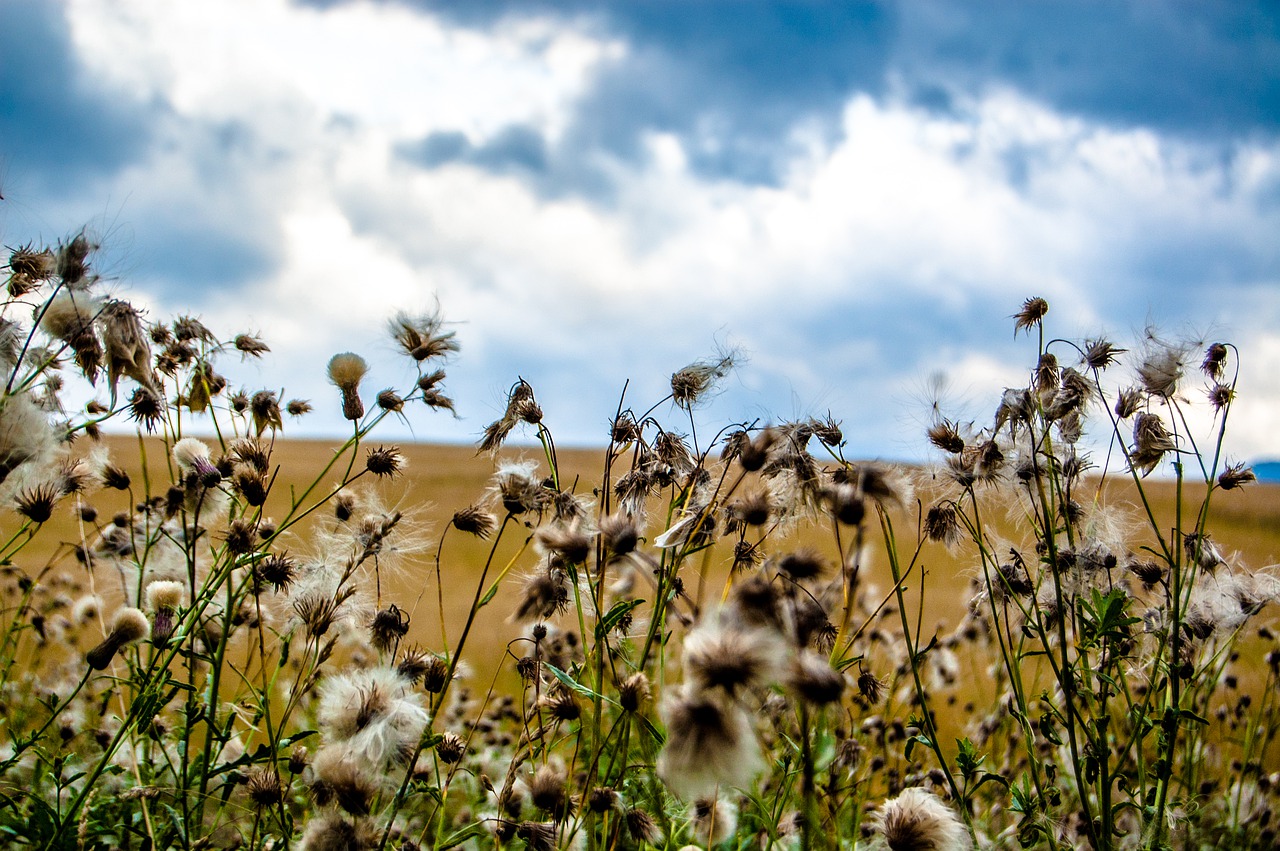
[1,0,1278,467]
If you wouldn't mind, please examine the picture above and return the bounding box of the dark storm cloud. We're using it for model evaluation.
[0,0,156,193]
[310,0,1278,193]
[896,1,1280,139]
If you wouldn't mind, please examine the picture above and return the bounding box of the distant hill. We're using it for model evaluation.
[1255,461,1280,483]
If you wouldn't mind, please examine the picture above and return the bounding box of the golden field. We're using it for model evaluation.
[12,435,1280,697]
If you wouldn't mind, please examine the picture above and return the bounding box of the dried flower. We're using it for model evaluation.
[234,333,270,358]
[365,446,404,478]
[173,437,221,486]
[1012,297,1048,336]
[388,308,458,362]
[1218,462,1256,491]
[451,504,497,539]
[873,786,971,850]
[86,607,150,670]
[658,686,764,799]
[671,351,736,410]
[327,352,369,420]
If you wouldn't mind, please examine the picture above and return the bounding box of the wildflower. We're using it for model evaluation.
[671,350,736,410]
[233,467,269,507]
[692,797,739,847]
[317,667,430,772]
[1202,342,1228,380]
[145,581,185,648]
[512,566,570,622]
[246,767,285,809]
[658,685,764,798]
[873,786,971,851]
[1035,352,1059,395]
[612,411,643,445]
[435,732,465,764]
[1130,412,1176,476]
[479,379,539,453]
[388,307,458,362]
[927,420,965,454]
[327,352,369,421]
[1012,297,1048,336]
[599,512,638,557]
[535,522,592,565]
[618,672,651,713]
[837,462,913,511]
[310,751,379,816]
[230,438,271,473]
[222,518,256,555]
[725,573,785,632]
[776,549,826,582]
[41,292,102,383]
[1114,386,1143,419]
[98,300,157,398]
[515,822,557,851]
[625,808,662,845]
[451,504,497,539]
[297,814,377,851]
[858,668,885,704]
[529,764,574,821]
[682,619,784,697]
[924,504,962,548]
[56,231,95,286]
[287,398,313,417]
[14,483,59,523]
[1137,333,1193,399]
[364,446,403,478]
[491,460,547,516]
[233,333,270,358]
[788,650,845,705]
[86,607,150,670]
[127,387,165,432]
[172,315,214,343]
[1218,463,1256,491]
[738,427,778,472]
[173,437,221,487]
[7,243,55,295]
[1081,338,1124,370]
[1208,382,1234,412]
[374,389,403,414]
[369,605,410,652]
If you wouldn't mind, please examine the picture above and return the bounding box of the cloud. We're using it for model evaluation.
[0,0,156,195]
[3,0,1278,469]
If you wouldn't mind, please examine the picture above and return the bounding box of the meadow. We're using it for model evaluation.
[1,231,1279,851]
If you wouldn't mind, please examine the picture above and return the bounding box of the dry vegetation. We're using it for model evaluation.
[2,229,1279,851]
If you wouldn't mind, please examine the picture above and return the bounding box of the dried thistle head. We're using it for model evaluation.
[451,504,497,539]
[873,786,971,851]
[327,352,369,420]
[365,446,404,478]
[1012,297,1048,336]
[1218,462,1256,491]
[233,333,270,358]
[1081,338,1125,370]
[388,307,458,362]
[86,607,150,670]
[671,350,737,410]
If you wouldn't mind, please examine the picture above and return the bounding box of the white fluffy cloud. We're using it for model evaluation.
[41,0,1280,464]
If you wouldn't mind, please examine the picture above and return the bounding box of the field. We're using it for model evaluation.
[22,436,1280,698]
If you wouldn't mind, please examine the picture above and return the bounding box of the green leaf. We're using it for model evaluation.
[439,822,490,848]
[596,599,644,639]
[545,664,617,707]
